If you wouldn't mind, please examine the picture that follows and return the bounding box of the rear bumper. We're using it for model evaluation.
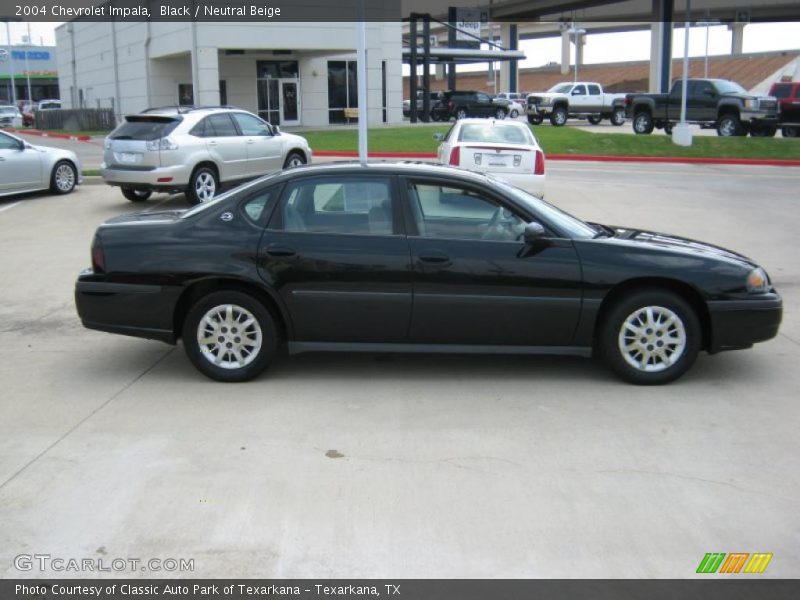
[75,272,179,344]
[488,172,545,197]
[707,294,782,353]
[101,163,193,189]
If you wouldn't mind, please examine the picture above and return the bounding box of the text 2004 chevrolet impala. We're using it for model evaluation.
[75,162,781,384]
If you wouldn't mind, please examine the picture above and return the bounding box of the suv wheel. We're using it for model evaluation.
[121,187,152,202]
[587,115,603,125]
[782,126,799,138]
[633,112,654,134]
[510,109,519,119]
[283,152,306,169]
[494,108,507,120]
[717,114,742,137]
[611,108,626,126]
[599,289,701,385]
[528,113,544,125]
[182,290,279,382]
[550,106,568,126]
[186,166,218,205]
[50,161,77,195]
[750,124,777,137]
[455,108,468,120]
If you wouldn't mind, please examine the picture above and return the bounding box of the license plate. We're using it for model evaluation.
[116,152,139,164]
[485,154,511,167]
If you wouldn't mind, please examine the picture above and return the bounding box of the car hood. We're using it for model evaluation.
[602,225,756,267]
[528,92,562,101]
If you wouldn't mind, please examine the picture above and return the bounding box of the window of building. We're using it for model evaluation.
[257,61,299,79]
[328,60,358,124]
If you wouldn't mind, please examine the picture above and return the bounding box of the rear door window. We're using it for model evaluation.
[110,117,180,141]
[207,113,239,137]
[588,85,601,95]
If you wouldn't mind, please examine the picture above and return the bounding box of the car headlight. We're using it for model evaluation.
[743,98,758,110]
[746,267,770,293]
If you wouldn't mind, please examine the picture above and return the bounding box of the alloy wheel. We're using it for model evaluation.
[55,164,75,192]
[195,172,216,202]
[617,306,687,373]
[196,304,263,370]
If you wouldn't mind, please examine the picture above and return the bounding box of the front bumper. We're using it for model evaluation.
[707,293,782,353]
[740,110,779,126]
[101,163,193,190]
[527,105,552,117]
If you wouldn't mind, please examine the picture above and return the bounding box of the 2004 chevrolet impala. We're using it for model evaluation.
[75,162,781,384]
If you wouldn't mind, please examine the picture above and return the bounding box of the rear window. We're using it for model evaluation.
[458,123,532,145]
[111,116,181,141]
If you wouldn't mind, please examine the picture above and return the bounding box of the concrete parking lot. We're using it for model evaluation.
[0,161,798,578]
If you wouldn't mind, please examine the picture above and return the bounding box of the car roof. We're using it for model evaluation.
[269,160,500,184]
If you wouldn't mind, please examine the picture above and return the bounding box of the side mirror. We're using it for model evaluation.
[571,89,581,96]
[272,125,281,135]
[523,222,547,245]
[433,133,444,141]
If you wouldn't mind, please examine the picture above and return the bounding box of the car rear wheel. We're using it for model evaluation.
[587,115,603,125]
[782,126,799,138]
[283,151,306,169]
[599,289,701,385]
[510,109,519,119]
[455,108,467,120]
[717,114,742,137]
[50,161,77,195]
[750,124,777,137]
[186,166,218,205]
[633,112,654,134]
[121,187,152,202]
[550,106,568,126]
[182,290,279,382]
[611,108,626,126]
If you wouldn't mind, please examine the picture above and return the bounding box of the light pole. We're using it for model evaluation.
[567,26,586,84]
[695,18,720,78]
[673,0,692,146]
[22,24,33,105]
[3,20,17,105]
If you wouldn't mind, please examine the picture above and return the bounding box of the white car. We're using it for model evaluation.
[0,129,82,198]
[434,118,545,196]
[0,105,23,128]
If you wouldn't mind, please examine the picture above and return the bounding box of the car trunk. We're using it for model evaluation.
[105,115,181,169]
[457,143,538,175]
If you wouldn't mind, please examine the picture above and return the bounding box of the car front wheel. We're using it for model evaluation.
[510,109,519,119]
[182,290,279,382]
[550,107,568,126]
[495,108,507,120]
[50,160,77,195]
[611,108,626,126]
[283,151,306,169]
[121,187,152,202]
[717,114,742,137]
[599,289,701,385]
[186,166,218,205]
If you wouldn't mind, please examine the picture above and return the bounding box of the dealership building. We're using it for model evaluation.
[0,46,60,104]
[54,22,403,126]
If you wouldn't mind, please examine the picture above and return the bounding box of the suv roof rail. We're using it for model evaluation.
[142,105,240,114]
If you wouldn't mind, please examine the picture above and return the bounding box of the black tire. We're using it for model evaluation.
[550,106,568,127]
[782,126,799,138]
[283,151,306,169]
[121,187,152,202]
[49,160,77,195]
[510,109,519,119]
[716,114,742,137]
[455,108,468,120]
[185,165,219,206]
[750,124,777,138]
[598,289,701,385]
[182,290,280,382]
[587,115,603,125]
[494,108,507,120]
[633,111,654,134]
[430,112,441,122]
[611,108,626,126]
[527,113,544,125]
[663,123,673,135]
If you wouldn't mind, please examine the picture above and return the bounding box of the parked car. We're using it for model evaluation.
[75,162,781,385]
[526,82,627,126]
[403,91,442,120]
[495,92,528,103]
[36,99,62,111]
[626,78,779,137]
[101,106,312,205]
[494,96,524,119]
[0,105,23,128]
[768,81,800,138]
[433,118,545,196]
[0,129,81,197]
[432,91,512,121]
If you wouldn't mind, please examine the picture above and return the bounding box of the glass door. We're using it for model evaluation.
[257,79,280,126]
[280,80,299,126]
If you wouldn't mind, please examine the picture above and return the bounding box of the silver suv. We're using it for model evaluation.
[102,106,312,204]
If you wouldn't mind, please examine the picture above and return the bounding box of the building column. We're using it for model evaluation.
[729,22,745,55]
[191,46,220,105]
[498,23,518,93]
[561,31,570,75]
[649,0,674,93]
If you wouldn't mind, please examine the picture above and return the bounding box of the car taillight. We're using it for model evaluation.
[534,150,545,175]
[449,146,461,166]
[91,237,105,273]
[146,137,178,151]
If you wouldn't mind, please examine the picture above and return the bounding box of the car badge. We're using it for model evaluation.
[220,212,234,222]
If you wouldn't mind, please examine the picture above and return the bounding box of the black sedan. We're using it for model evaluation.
[75,162,781,384]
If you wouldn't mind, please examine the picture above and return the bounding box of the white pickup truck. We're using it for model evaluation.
[526,82,627,127]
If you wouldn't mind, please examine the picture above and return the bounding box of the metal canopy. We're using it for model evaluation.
[402,47,526,65]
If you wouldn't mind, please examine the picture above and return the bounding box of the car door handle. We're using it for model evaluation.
[265,244,297,257]
[247,139,256,144]
[418,251,451,264]
[208,140,218,146]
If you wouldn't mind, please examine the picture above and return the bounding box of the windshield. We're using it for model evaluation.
[182,172,282,218]
[494,179,596,239]
[0,106,18,114]
[548,83,573,94]
[458,123,533,145]
[714,81,746,95]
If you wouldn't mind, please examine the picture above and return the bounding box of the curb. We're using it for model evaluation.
[8,128,93,142]
[313,150,800,167]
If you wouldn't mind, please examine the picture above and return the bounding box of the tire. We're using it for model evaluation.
[782,126,799,138]
[599,289,701,385]
[633,111,654,134]
[283,151,306,169]
[430,112,441,122]
[663,123,673,135]
[182,290,279,382]
[611,108,626,126]
[550,106,568,126]
[121,187,152,202]
[528,113,544,125]
[587,115,603,125]
[716,114,742,137]
[510,109,519,119]
[494,108,507,120]
[750,124,777,138]
[50,160,77,195]
[185,165,219,206]
[455,108,467,120]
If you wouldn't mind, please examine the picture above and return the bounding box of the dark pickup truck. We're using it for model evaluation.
[626,78,779,137]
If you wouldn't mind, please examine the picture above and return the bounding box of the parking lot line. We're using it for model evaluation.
[0,201,21,215]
